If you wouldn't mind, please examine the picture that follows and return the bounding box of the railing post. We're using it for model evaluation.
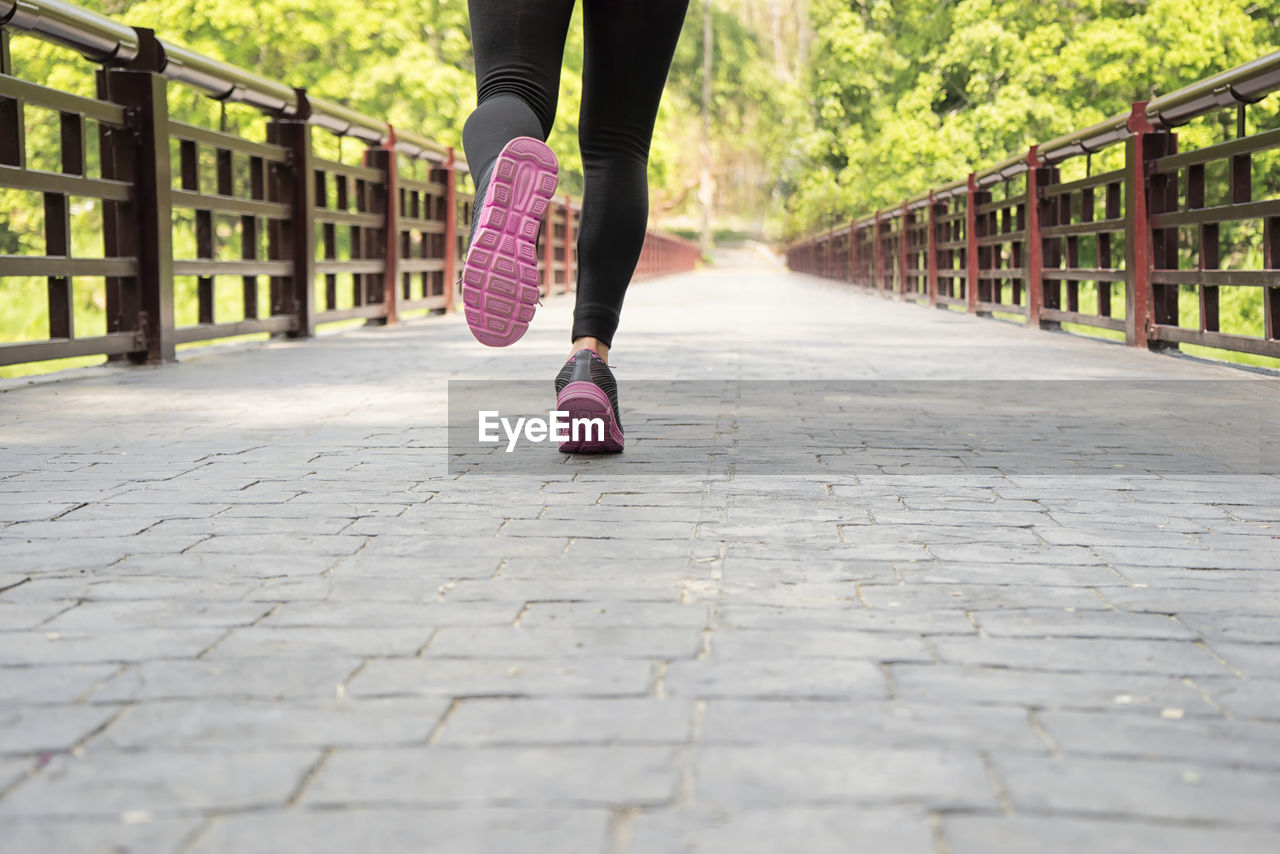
[1123,101,1176,348]
[927,191,939,308]
[365,125,399,325]
[847,221,856,284]
[564,201,575,292]
[443,148,457,313]
[899,201,910,299]
[965,173,979,314]
[541,201,555,297]
[873,211,884,295]
[104,30,174,363]
[1025,146,1045,327]
[266,89,316,338]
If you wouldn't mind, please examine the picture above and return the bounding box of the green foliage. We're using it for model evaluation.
[788,0,1280,234]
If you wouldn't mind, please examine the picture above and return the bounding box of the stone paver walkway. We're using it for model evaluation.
[2,252,1279,853]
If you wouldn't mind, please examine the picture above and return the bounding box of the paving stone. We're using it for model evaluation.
[0,576,262,603]
[189,808,609,854]
[497,562,701,584]
[1103,587,1280,615]
[91,657,361,703]
[0,664,121,705]
[943,815,1280,854]
[0,817,200,854]
[206,626,433,658]
[928,543,1101,565]
[900,546,1132,575]
[186,534,367,556]
[1092,545,1280,570]
[261,600,518,628]
[106,553,339,578]
[149,516,357,536]
[348,657,655,698]
[216,502,411,519]
[442,578,684,603]
[58,502,229,522]
[973,608,1197,639]
[1178,613,1280,644]
[0,705,119,753]
[700,700,1045,751]
[100,698,449,749]
[343,516,506,536]
[0,504,81,523]
[427,626,701,659]
[517,601,709,628]
[1114,565,1280,590]
[707,629,933,662]
[1196,678,1280,720]
[2,535,206,563]
[0,749,319,816]
[43,600,271,631]
[302,746,676,807]
[0,756,30,791]
[1,519,155,539]
[991,754,1280,823]
[663,659,888,699]
[437,698,691,745]
[0,629,226,665]
[1211,642,1280,678]
[858,584,1109,611]
[0,600,75,631]
[1037,710,1280,768]
[890,664,1219,715]
[931,636,1228,675]
[693,745,992,808]
[628,806,934,854]
[360,535,568,559]
[715,604,976,634]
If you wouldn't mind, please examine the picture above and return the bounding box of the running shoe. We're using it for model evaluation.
[554,349,624,453]
[461,137,559,347]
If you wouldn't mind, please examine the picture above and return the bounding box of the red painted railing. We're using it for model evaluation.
[0,0,698,370]
[633,230,703,282]
[787,52,1280,363]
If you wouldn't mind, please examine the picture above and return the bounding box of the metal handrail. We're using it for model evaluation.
[307,94,385,143]
[1035,50,1280,164]
[1037,114,1130,164]
[159,41,299,115]
[1148,50,1280,127]
[0,0,137,63]
[396,128,453,163]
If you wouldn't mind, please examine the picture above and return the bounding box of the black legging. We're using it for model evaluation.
[463,0,690,347]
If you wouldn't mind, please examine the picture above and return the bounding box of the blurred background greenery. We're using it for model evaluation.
[3,0,1280,375]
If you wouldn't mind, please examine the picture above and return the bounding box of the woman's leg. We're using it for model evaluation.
[462,0,575,193]
[461,0,575,347]
[572,0,690,356]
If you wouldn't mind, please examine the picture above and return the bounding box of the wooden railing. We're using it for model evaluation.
[787,52,1280,363]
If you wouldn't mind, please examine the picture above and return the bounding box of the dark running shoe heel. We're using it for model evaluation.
[554,350,624,454]
[462,137,559,347]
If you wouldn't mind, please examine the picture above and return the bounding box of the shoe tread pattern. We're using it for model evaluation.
[462,137,559,347]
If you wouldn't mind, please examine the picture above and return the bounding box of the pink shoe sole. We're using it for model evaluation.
[461,137,559,347]
[557,381,624,454]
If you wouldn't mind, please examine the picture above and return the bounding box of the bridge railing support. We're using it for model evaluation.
[103,35,175,363]
[266,100,317,339]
